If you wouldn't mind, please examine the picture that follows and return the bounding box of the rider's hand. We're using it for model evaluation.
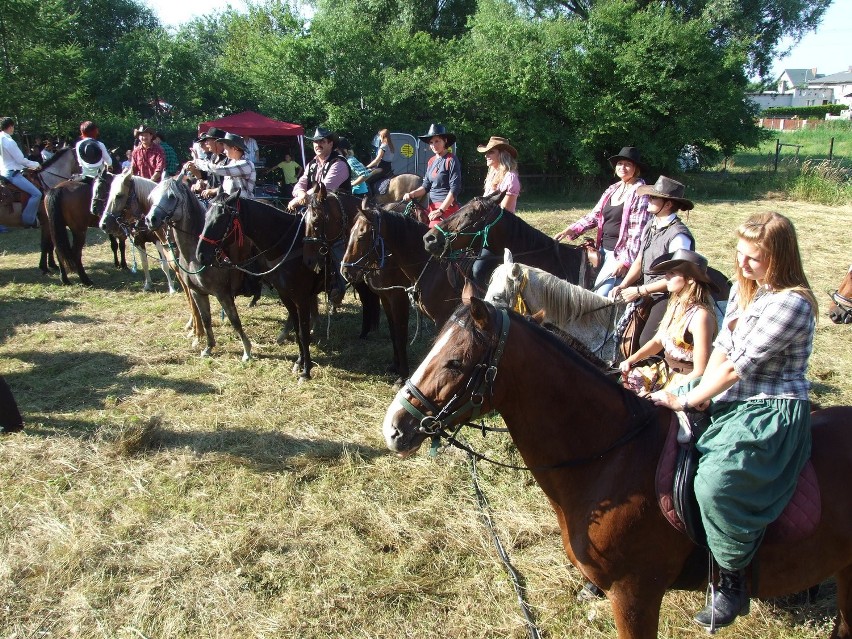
[402,192,411,202]
[554,228,572,242]
[619,359,632,375]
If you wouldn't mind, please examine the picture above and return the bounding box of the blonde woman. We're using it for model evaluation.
[364,128,395,192]
[651,212,817,629]
[620,249,717,394]
[472,136,521,288]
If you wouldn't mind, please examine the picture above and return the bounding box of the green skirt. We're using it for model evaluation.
[693,397,811,571]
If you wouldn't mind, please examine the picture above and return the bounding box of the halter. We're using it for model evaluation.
[340,209,387,271]
[303,191,350,272]
[198,197,245,266]
[432,198,503,259]
[396,308,511,437]
[830,288,852,323]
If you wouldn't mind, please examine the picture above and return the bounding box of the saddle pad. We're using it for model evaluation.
[377,177,392,195]
[656,415,821,544]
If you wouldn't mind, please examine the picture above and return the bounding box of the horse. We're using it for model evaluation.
[303,185,412,384]
[341,206,469,330]
[485,250,627,366]
[383,297,852,639]
[98,171,178,294]
[829,265,852,324]
[195,190,326,379]
[371,173,427,209]
[422,191,599,289]
[145,179,254,361]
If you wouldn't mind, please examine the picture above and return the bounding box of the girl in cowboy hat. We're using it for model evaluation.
[402,123,461,228]
[650,212,817,630]
[555,146,650,297]
[471,136,521,288]
[189,133,256,199]
[620,249,718,395]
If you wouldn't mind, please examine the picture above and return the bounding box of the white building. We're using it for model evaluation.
[747,68,842,111]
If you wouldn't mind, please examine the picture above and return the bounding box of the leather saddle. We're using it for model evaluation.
[656,413,821,547]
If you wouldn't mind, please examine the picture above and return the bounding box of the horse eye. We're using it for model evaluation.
[446,358,463,372]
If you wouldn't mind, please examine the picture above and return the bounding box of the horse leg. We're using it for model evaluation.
[155,241,177,294]
[607,587,665,639]
[381,292,410,387]
[177,273,204,343]
[109,235,120,267]
[294,298,313,380]
[831,565,852,638]
[70,228,92,287]
[190,290,216,357]
[216,293,252,362]
[136,243,153,292]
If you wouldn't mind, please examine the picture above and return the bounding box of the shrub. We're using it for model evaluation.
[762,105,848,119]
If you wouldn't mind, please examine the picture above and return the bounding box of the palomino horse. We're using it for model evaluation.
[146,180,253,361]
[485,250,626,366]
[99,172,178,293]
[196,190,328,379]
[423,192,599,289]
[371,173,428,210]
[304,186,412,384]
[829,265,852,324]
[383,298,852,639]
[341,207,469,329]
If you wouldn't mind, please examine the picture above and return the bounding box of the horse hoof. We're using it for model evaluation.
[200,348,212,358]
[143,283,152,292]
[168,288,177,295]
[392,379,404,392]
[292,362,300,374]
[242,353,252,362]
[191,337,200,348]
[276,330,289,345]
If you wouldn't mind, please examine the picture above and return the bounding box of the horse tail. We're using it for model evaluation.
[45,187,74,272]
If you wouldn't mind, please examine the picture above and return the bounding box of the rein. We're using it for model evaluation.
[830,288,852,322]
[433,200,503,259]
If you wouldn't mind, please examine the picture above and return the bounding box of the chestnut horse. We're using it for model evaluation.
[384,298,852,639]
[422,192,598,289]
[304,186,412,384]
[372,173,427,210]
[829,265,852,324]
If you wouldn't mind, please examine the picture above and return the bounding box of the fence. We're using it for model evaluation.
[758,118,821,131]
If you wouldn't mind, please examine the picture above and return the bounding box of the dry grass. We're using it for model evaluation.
[0,197,850,638]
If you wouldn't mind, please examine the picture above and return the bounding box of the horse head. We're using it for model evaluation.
[90,172,114,218]
[304,184,344,272]
[829,265,852,324]
[146,177,188,230]
[99,170,135,234]
[341,207,382,284]
[484,249,524,309]
[422,190,504,258]
[196,191,239,266]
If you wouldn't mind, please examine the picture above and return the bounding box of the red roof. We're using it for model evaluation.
[198,111,304,143]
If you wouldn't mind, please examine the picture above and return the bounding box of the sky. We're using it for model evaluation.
[141,0,851,78]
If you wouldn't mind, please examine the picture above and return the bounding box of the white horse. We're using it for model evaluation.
[485,249,627,366]
[99,171,177,294]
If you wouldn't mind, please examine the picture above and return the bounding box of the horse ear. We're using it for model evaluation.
[530,310,546,325]
[510,262,522,279]
[461,279,477,305]
[317,183,327,203]
[504,248,513,265]
[225,190,239,205]
[469,297,491,329]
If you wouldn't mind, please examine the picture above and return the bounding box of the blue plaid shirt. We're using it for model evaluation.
[714,282,814,402]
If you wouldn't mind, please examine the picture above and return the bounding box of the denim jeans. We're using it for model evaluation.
[593,249,624,297]
[2,170,41,225]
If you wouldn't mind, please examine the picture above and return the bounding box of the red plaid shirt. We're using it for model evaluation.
[131,144,166,179]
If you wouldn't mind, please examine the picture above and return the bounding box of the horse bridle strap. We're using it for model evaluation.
[433,202,503,258]
[340,210,387,270]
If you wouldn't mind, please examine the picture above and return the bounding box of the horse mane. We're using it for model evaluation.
[380,210,429,252]
[132,175,160,203]
[521,265,615,328]
[41,147,73,170]
[502,210,558,252]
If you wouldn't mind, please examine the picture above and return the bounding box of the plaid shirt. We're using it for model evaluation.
[159,142,180,175]
[714,282,815,402]
[195,156,256,198]
[567,180,650,268]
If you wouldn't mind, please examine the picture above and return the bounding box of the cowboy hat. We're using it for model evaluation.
[477,136,517,159]
[198,127,226,142]
[78,139,103,165]
[136,124,155,136]
[649,249,719,292]
[307,127,338,143]
[418,123,456,147]
[218,132,247,153]
[636,175,694,211]
[608,146,644,170]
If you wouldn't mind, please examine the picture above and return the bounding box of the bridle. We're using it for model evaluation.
[303,193,348,261]
[396,307,510,437]
[198,197,245,266]
[340,209,387,272]
[830,288,852,323]
[432,197,503,259]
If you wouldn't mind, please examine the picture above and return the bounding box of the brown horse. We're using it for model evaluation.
[829,265,852,324]
[423,192,599,289]
[384,298,852,639]
[304,186,411,384]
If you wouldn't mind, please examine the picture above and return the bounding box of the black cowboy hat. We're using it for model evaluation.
[608,146,644,170]
[199,127,226,142]
[636,175,694,211]
[78,139,102,165]
[136,124,155,136]
[418,123,456,147]
[649,249,719,292]
[337,136,352,150]
[218,132,247,153]
[307,127,338,143]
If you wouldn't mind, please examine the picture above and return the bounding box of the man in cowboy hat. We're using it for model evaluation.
[287,126,351,211]
[131,124,166,182]
[610,175,696,347]
[185,127,227,197]
[187,132,255,200]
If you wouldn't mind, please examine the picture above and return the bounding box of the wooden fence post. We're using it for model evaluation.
[829,137,835,162]
[774,139,781,172]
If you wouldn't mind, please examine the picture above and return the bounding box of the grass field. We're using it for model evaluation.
[1,197,851,638]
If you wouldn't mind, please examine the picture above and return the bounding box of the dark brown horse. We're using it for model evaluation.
[304,186,410,384]
[829,265,852,324]
[423,192,599,289]
[384,298,852,639]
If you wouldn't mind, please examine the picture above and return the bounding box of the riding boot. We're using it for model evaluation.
[694,567,750,629]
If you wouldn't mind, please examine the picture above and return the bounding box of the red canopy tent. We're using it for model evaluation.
[198,110,306,166]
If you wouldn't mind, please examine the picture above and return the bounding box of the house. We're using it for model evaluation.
[806,68,852,110]
[747,67,834,110]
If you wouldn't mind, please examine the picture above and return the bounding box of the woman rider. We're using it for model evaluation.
[401,124,461,229]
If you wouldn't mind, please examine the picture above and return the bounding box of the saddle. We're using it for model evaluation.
[375,176,393,195]
[656,413,821,547]
[0,182,27,227]
[618,297,653,361]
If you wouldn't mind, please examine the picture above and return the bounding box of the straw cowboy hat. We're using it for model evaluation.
[477,136,517,159]
[219,132,247,153]
[307,127,338,143]
[136,124,156,136]
[418,123,456,147]
[608,146,644,170]
[649,249,720,292]
[636,175,694,211]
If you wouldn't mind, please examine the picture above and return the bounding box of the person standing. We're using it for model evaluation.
[471,136,521,288]
[75,121,113,182]
[555,147,649,296]
[651,211,817,630]
[131,125,166,182]
[268,152,302,198]
[287,127,351,210]
[609,175,695,347]
[401,123,461,228]
[0,117,42,227]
